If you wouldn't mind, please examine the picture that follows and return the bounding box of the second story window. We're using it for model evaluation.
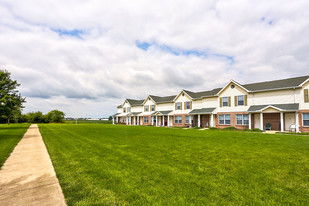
[185,101,191,110]
[144,105,149,112]
[123,107,126,113]
[127,107,131,113]
[151,105,155,111]
[237,95,244,106]
[176,102,182,110]
[222,97,229,107]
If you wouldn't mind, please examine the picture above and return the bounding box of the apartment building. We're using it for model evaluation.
[113,75,309,132]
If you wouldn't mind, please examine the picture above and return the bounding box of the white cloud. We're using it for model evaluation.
[0,0,309,117]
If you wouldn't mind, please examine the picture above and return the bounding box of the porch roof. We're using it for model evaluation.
[247,103,299,112]
[112,113,121,117]
[189,107,216,115]
[151,110,173,115]
[126,112,142,116]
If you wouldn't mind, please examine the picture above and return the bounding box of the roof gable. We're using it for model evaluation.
[217,80,249,95]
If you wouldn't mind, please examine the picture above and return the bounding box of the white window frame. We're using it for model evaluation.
[151,105,155,111]
[236,114,249,125]
[219,114,231,125]
[144,116,149,123]
[303,113,309,126]
[123,107,126,113]
[122,117,126,122]
[185,101,191,110]
[128,107,131,113]
[144,106,149,112]
[175,116,182,124]
[185,116,189,124]
[222,97,229,107]
[176,102,181,110]
[237,95,244,106]
[152,116,157,123]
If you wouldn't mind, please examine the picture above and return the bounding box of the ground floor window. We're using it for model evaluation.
[303,113,309,126]
[236,114,249,125]
[122,117,126,122]
[175,116,182,124]
[151,116,157,123]
[144,116,149,123]
[185,116,193,124]
[219,114,230,125]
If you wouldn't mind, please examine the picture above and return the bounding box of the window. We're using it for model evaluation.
[128,107,131,112]
[219,114,230,125]
[151,105,155,111]
[236,114,249,125]
[122,117,126,122]
[175,116,182,124]
[222,97,229,107]
[185,116,193,124]
[303,113,309,126]
[152,116,157,123]
[237,95,244,106]
[185,101,191,110]
[176,102,182,110]
[123,107,126,113]
[144,116,149,123]
[144,106,149,112]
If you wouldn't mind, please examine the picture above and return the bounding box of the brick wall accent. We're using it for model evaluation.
[263,113,280,131]
[141,115,152,126]
[299,110,309,133]
[216,112,249,130]
[173,114,190,127]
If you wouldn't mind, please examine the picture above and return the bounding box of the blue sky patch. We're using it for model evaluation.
[52,29,85,38]
[136,41,234,64]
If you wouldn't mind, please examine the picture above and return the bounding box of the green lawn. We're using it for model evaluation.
[0,123,30,168]
[39,124,309,205]
[64,120,112,124]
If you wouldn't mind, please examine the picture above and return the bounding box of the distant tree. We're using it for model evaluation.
[26,111,47,123]
[0,70,26,124]
[108,115,113,121]
[46,110,65,123]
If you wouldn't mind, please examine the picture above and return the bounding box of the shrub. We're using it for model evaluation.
[223,126,237,130]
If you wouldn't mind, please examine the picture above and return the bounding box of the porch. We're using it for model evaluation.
[188,108,216,128]
[151,110,173,126]
[248,104,299,132]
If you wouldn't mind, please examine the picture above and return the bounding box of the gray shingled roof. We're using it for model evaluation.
[127,99,144,106]
[149,95,176,103]
[242,75,309,92]
[117,105,122,108]
[151,110,172,115]
[126,112,142,116]
[112,113,121,116]
[247,103,299,112]
[184,88,221,99]
[189,107,216,114]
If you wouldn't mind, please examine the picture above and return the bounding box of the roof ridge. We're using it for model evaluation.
[243,75,309,86]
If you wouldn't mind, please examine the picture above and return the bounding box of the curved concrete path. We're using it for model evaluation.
[0,124,66,206]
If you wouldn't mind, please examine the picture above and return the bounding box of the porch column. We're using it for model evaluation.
[126,117,128,125]
[162,116,165,126]
[198,114,201,127]
[112,117,115,125]
[260,113,263,130]
[129,117,132,125]
[167,115,170,127]
[151,116,154,125]
[280,112,284,132]
[189,115,192,127]
[248,113,251,129]
[116,116,118,123]
[296,112,299,133]
[210,114,214,127]
[133,116,136,125]
[156,116,158,127]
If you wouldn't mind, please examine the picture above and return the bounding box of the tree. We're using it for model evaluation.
[46,110,65,123]
[108,115,113,121]
[0,70,26,124]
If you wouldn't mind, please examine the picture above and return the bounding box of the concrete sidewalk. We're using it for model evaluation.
[0,124,66,206]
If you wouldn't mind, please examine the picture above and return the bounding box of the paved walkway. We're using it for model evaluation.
[0,124,66,206]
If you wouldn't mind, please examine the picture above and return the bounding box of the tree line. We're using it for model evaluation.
[1,69,65,124]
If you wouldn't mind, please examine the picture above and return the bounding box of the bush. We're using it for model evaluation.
[252,128,263,132]
[209,127,218,130]
[223,126,237,130]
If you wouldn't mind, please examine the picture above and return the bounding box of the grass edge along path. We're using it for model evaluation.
[0,123,30,168]
[40,124,309,205]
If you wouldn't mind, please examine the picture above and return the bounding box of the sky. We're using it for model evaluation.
[0,0,309,118]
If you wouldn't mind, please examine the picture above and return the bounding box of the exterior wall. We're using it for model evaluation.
[262,113,280,131]
[174,92,192,115]
[192,99,202,110]
[252,89,296,105]
[117,107,123,113]
[299,110,309,132]
[216,112,249,130]
[217,82,249,113]
[142,115,151,126]
[131,106,143,113]
[284,112,296,131]
[201,97,217,108]
[173,114,190,127]
[156,102,173,111]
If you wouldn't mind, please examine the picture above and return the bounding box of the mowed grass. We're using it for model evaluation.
[0,123,30,168]
[39,124,309,205]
